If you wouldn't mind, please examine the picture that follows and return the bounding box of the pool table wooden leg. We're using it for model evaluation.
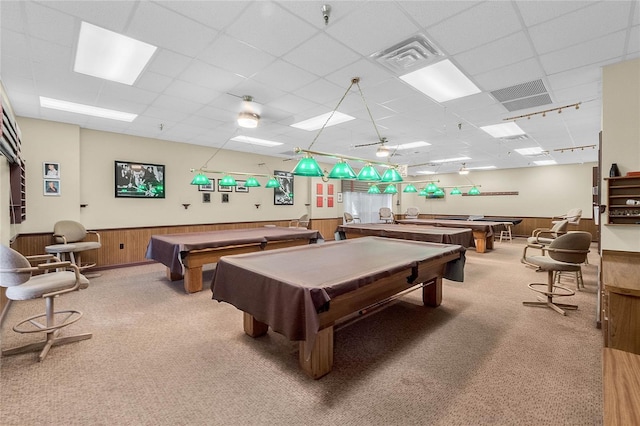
[183,266,203,293]
[422,277,442,307]
[472,231,487,253]
[299,326,334,379]
[166,267,183,281]
[243,312,269,337]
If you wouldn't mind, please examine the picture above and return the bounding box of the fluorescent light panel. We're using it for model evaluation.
[431,156,471,163]
[387,141,431,150]
[230,135,283,147]
[415,170,436,175]
[480,122,526,138]
[290,111,355,131]
[515,147,544,156]
[74,22,157,85]
[468,166,496,170]
[40,96,137,122]
[534,160,557,166]
[399,59,481,102]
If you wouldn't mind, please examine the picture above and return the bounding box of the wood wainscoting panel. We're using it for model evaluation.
[11,218,341,270]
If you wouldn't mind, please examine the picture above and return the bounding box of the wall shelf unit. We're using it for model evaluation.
[605,176,640,225]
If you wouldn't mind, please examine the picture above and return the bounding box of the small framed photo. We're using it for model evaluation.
[44,179,60,196]
[44,162,60,178]
[198,178,215,192]
[218,182,233,192]
[235,180,249,193]
[202,193,211,203]
[221,193,229,203]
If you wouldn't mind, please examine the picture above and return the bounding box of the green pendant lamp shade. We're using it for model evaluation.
[265,177,280,188]
[368,184,381,194]
[383,184,398,194]
[292,155,324,177]
[450,187,462,195]
[190,172,210,185]
[468,186,481,195]
[418,188,428,196]
[403,184,418,193]
[380,167,403,183]
[433,188,445,198]
[357,164,382,181]
[328,160,357,179]
[425,182,438,193]
[219,175,237,186]
[244,176,261,187]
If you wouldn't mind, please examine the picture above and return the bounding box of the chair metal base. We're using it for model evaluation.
[523,270,577,315]
[2,331,92,361]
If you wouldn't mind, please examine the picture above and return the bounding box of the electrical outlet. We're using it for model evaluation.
[119,243,124,249]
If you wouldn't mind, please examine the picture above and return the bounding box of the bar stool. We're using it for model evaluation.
[499,222,512,242]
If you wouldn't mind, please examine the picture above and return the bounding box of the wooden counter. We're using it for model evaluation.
[603,348,640,425]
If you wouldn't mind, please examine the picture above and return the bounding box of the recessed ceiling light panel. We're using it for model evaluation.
[480,122,526,138]
[40,96,137,122]
[534,160,557,166]
[399,59,481,102]
[230,135,283,147]
[387,141,431,150]
[290,111,355,131]
[515,147,544,156]
[74,22,157,85]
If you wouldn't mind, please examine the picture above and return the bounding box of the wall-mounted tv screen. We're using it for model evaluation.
[115,161,165,198]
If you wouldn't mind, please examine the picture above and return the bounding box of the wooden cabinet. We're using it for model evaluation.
[602,250,640,354]
[605,176,640,225]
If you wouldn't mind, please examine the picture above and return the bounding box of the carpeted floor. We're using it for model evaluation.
[0,238,603,425]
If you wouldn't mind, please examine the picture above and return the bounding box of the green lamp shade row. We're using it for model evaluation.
[403,184,418,193]
[450,187,462,195]
[383,184,397,194]
[292,156,324,177]
[357,164,382,181]
[244,177,261,187]
[418,188,428,196]
[368,185,381,194]
[468,186,481,195]
[190,172,210,185]
[328,161,357,179]
[433,188,445,198]
[425,182,438,193]
[219,175,237,186]
[265,178,280,188]
[380,167,403,183]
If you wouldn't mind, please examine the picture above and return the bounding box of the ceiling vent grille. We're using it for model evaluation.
[491,79,553,112]
[370,34,443,74]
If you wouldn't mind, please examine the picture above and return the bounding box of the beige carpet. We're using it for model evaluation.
[1,239,603,425]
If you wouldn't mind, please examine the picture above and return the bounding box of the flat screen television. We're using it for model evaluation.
[115,160,165,198]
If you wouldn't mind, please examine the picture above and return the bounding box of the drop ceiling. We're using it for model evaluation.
[1,0,638,175]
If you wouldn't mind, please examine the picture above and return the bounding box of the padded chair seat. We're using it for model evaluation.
[69,241,101,251]
[525,256,582,272]
[6,272,89,300]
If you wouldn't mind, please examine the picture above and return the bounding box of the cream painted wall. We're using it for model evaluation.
[17,118,81,233]
[394,163,596,219]
[601,58,640,252]
[13,119,340,232]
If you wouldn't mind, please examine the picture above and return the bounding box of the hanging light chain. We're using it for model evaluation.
[307,78,357,150]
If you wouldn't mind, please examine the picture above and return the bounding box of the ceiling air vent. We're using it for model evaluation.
[491,79,553,112]
[370,34,443,74]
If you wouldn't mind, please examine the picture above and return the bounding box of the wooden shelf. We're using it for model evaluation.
[606,176,640,225]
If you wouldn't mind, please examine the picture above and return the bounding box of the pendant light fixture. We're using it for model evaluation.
[468,186,481,195]
[265,177,280,188]
[383,184,398,194]
[190,171,210,185]
[291,78,401,182]
[403,184,418,193]
[219,175,238,186]
[244,176,261,187]
[237,96,260,128]
[450,187,462,195]
[380,167,403,183]
[368,184,381,194]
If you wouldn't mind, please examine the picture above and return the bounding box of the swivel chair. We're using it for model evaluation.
[0,245,91,361]
[343,212,361,224]
[552,208,582,226]
[404,207,419,219]
[289,214,310,229]
[521,219,569,267]
[522,231,591,315]
[379,207,394,223]
[47,220,102,272]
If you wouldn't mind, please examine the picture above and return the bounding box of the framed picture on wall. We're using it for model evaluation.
[44,179,60,196]
[198,179,215,192]
[218,181,233,192]
[274,170,293,205]
[235,180,249,193]
[43,162,60,178]
[115,160,165,198]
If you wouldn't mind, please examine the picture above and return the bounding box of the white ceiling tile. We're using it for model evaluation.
[164,80,220,105]
[515,1,593,27]
[283,33,360,77]
[427,2,522,55]
[179,60,245,92]
[146,50,192,79]
[398,1,481,27]
[546,66,602,92]
[454,31,535,75]
[136,71,174,94]
[252,60,317,92]
[225,2,317,57]
[25,2,76,47]
[38,1,136,33]
[198,34,276,79]
[128,1,218,57]
[324,2,421,56]
[528,1,632,54]
[539,30,627,75]
[156,1,248,30]
[0,0,25,32]
[628,25,640,54]
[473,58,545,92]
